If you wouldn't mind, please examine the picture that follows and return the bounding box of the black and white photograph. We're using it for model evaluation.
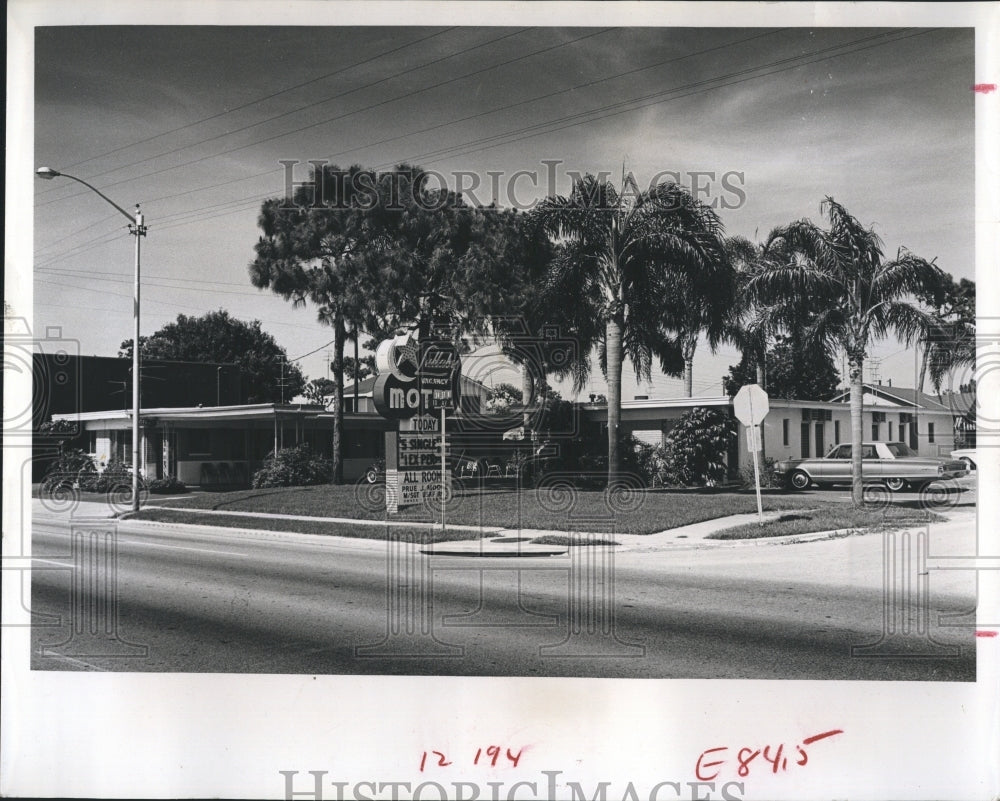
[4,2,999,799]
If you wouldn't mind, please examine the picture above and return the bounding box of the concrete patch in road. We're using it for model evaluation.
[420,541,568,557]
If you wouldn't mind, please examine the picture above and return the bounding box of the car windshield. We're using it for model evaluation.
[884,443,917,457]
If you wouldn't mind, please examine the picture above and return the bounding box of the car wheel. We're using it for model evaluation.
[365,468,379,484]
[884,477,907,492]
[790,470,811,490]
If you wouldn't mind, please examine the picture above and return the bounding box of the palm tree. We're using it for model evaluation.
[533,174,729,481]
[661,260,735,397]
[748,197,945,505]
[723,236,780,389]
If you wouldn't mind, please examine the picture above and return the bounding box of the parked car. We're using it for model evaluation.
[364,458,386,484]
[950,448,977,471]
[774,442,967,491]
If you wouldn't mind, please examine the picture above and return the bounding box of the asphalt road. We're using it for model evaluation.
[29,514,977,680]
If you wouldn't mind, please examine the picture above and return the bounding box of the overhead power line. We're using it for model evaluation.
[36,27,563,205]
[68,28,785,218]
[382,29,929,170]
[48,27,458,178]
[35,29,935,270]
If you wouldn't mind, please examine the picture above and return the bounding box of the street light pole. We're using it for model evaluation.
[36,167,147,512]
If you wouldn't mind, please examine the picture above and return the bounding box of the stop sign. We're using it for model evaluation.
[733,383,770,425]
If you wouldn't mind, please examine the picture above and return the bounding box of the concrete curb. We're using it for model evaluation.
[138,504,500,533]
[44,499,923,552]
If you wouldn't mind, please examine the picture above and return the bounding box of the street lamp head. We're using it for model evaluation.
[36,167,62,180]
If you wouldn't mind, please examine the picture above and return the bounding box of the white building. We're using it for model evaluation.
[581,383,962,477]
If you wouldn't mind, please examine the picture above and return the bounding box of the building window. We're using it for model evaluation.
[928,422,935,443]
[888,421,893,441]
[800,422,810,458]
[782,419,789,446]
[834,420,840,443]
[871,411,885,441]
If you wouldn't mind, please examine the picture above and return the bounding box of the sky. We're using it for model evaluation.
[30,23,976,400]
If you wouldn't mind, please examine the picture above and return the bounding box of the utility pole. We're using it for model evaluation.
[36,167,146,512]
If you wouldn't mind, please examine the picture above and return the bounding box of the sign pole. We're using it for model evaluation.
[749,393,763,526]
[750,427,763,526]
[734,384,769,528]
[440,403,447,533]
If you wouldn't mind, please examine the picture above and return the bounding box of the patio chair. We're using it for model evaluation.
[486,463,502,478]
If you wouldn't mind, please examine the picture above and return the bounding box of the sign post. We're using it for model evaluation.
[733,384,770,526]
[372,330,462,515]
[439,400,448,533]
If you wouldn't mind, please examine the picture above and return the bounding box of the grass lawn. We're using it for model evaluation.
[709,505,944,540]
[131,508,483,543]
[138,483,821,535]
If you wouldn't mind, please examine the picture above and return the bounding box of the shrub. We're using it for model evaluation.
[738,456,780,489]
[635,441,671,488]
[251,444,332,488]
[148,475,189,494]
[40,448,97,493]
[37,418,80,437]
[91,459,141,494]
[661,407,733,487]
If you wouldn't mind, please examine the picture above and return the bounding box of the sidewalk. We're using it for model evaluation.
[32,496,851,554]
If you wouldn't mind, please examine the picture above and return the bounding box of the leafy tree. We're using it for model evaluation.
[532,174,729,481]
[119,310,304,403]
[915,276,975,392]
[485,382,523,415]
[748,198,944,505]
[723,335,841,400]
[662,407,732,487]
[252,164,385,483]
[303,378,336,407]
[305,357,375,408]
[343,354,376,381]
[251,164,520,482]
[489,211,582,417]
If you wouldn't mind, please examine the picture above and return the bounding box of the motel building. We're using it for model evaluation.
[51,378,965,488]
[580,382,964,479]
[51,375,490,487]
